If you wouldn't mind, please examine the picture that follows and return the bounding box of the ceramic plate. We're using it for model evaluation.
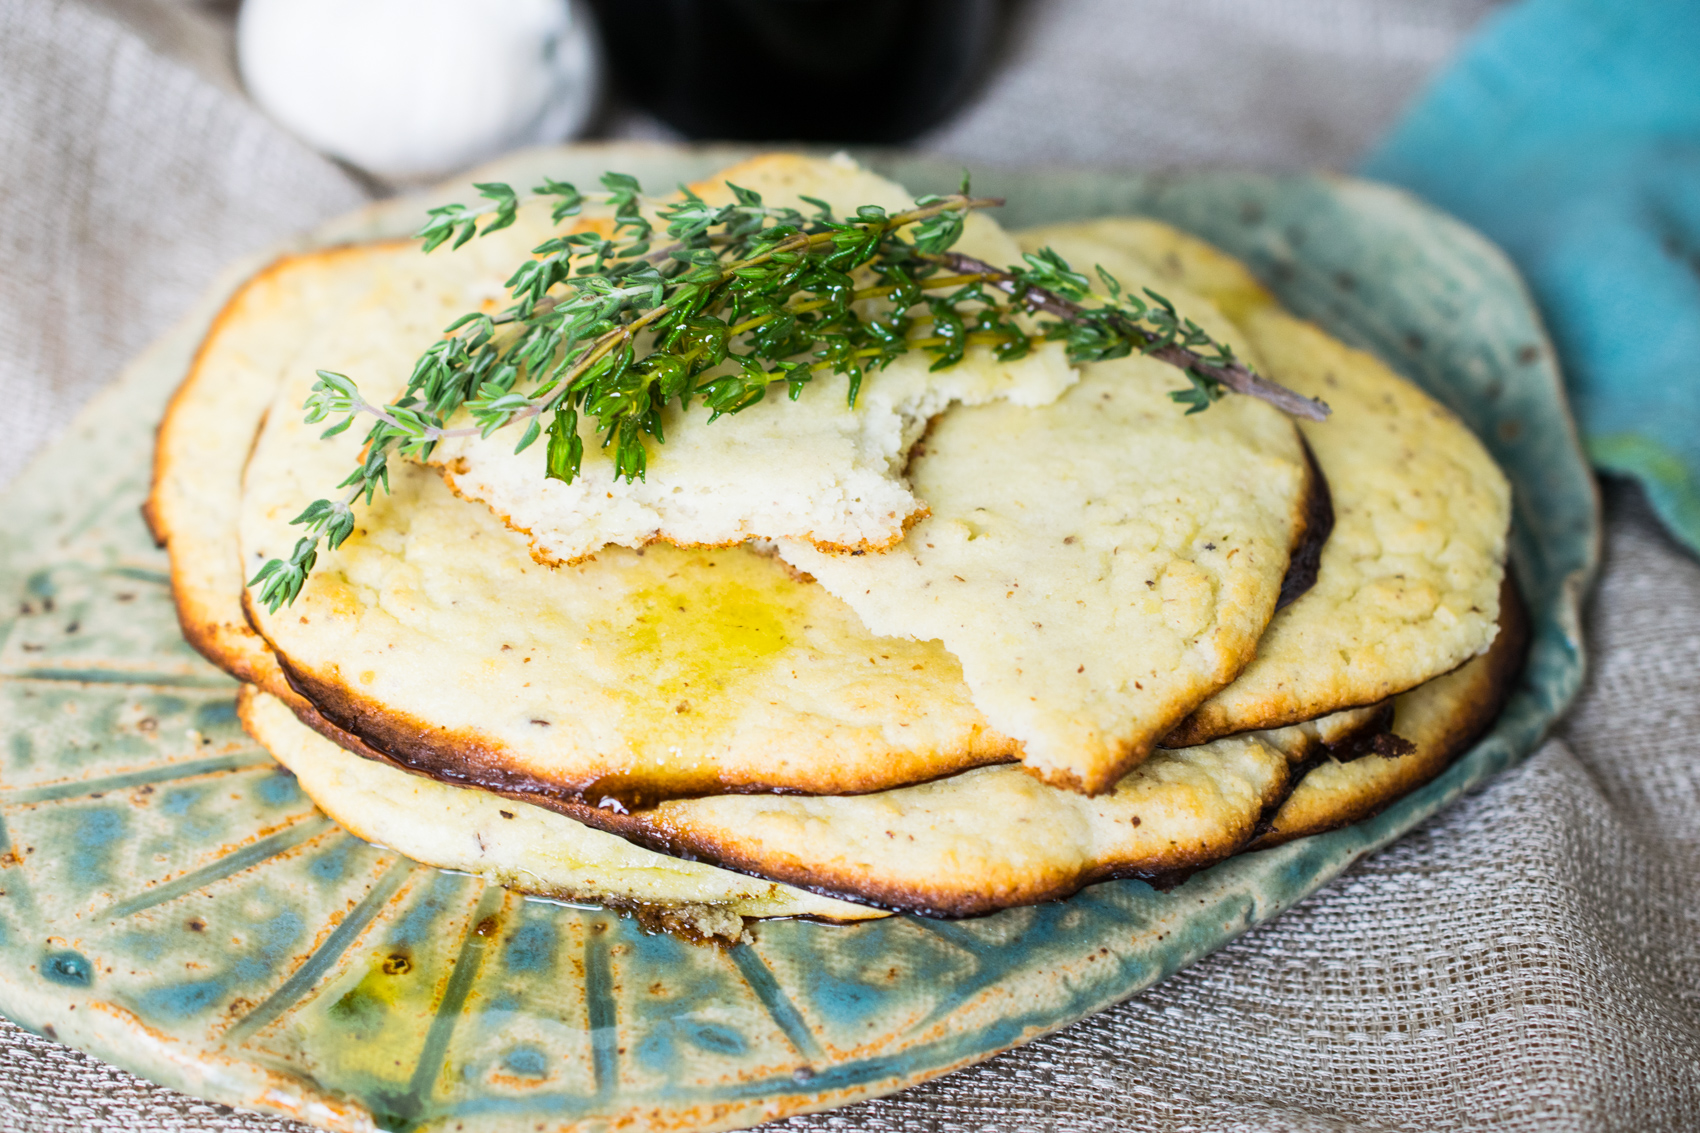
[0,145,1598,1133]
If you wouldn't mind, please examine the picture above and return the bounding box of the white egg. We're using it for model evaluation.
[237,0,601,183]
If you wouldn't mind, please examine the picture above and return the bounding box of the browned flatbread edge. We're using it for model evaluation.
[1160,548,1509,748]
[242,677,1290,918]
[146,242,413,691]
[244,579,1025,808]
[1275,438,1334,613]
[1246,575,1528,850]
[1034,434,1322,796]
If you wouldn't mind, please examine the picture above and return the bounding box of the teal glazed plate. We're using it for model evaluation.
[0,145,1598,1133]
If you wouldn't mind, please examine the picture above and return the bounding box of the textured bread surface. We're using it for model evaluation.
[623,735,1292,916]
[244,671,1290,919]
[241,456,1016,804]
[1168,307,1510,741]
[1020,221,1513,744]
[158,223,1024,805]
[146,209,560,686]
[781,354,1310,794]
[154,175,1516,919]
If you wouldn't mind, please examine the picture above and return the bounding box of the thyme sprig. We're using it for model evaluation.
[928,249,1330,419]
[249,172,1328,612]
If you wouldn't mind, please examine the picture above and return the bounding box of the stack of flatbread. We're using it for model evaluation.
[146,155,1521,936]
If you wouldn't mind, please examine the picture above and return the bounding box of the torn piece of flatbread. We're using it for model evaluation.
[236,685,883,927]
[780,352,1312,795]
[1018,221,1513,744]
[427,152,1077,563]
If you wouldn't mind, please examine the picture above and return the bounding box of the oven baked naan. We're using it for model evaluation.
[151,159,1520,919]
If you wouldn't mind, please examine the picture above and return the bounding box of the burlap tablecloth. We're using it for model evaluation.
[3,1,1696,1129]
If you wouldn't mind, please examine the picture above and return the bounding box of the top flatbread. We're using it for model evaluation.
[427,153,1078,562]
[1016,221,1512,743]
[225,167,1310,800]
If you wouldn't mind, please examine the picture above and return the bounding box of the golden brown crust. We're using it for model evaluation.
[1031,218,1511,753]
[1164,678,1394,749]
[789,362,1315,800]
[148,242,414,688]
[238,675,829,899]
[630,792,1284,919]
[1246,577,1528,849]
[238,678,655,851]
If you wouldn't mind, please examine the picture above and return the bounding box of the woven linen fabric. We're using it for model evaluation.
[0,0,365,489]
[4,0,1698,1130]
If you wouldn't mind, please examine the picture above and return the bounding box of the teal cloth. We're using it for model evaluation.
[1363,0,1700,552]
